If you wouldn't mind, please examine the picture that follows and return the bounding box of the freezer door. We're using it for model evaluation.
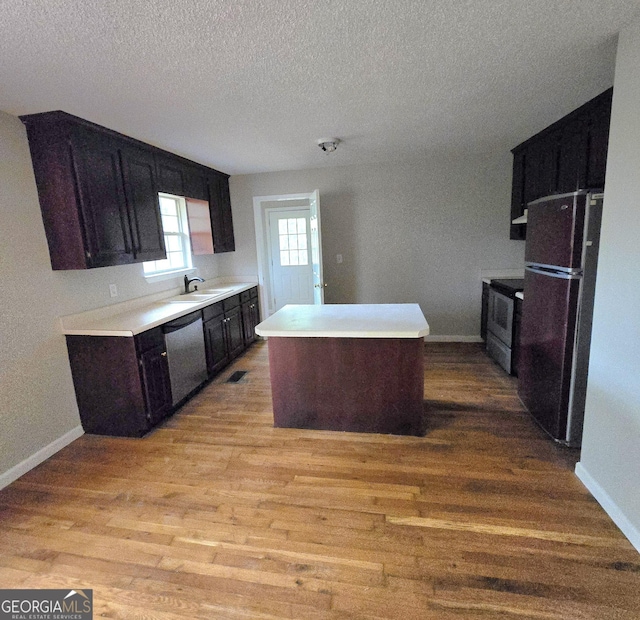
[518,268,581,442]
[525,193,587,271]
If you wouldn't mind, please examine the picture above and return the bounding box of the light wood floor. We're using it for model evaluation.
[1,342,638,619]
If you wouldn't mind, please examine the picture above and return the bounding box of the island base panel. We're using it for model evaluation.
[267,337,425,435]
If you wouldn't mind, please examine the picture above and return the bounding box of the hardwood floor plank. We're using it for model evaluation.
[0,341,637,619]
[386,515,632,547]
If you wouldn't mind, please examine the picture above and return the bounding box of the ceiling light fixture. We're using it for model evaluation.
[317,138,340,153]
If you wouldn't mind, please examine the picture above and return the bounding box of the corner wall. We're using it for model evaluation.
[220,153,525,337]
[0,111,219,482]
[576,17,640,551]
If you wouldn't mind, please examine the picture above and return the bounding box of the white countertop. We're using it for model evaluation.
[60,280,257,337]
[255,304,429,339]
[481,269,525,284]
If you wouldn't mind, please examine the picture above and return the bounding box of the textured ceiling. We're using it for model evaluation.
[1,0,639,174]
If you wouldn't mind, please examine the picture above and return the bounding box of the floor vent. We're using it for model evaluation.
[226,371,248,383]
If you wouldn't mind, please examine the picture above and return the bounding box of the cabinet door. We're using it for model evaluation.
[156,154,186,196]
[512,298,522,377]
[225,305,245,360]
[218,177,235,252]
[184,165,209,200]
[537,131,561,198]
[585,96,612,189]
[480,281,489,342]
[242,299,261,345]
[557,117,587,193]
[139,343,173,426]
[526,134,559,202]
[208,173,236,253]
[242,301,254,345]
[204,316,229,376]
[510,150,526,240]
[120,145,166,262]
[73,130,134,267]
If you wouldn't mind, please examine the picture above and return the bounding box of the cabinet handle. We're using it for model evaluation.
[161,351,167,357]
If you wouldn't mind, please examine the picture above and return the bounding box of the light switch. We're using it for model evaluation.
[336,254,343,264]
[109,284,118,298]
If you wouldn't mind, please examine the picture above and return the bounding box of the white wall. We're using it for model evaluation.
[0,111,220,481]
[221,153,525,336]
[576,18,640,551]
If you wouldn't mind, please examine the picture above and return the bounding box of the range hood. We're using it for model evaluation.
[511,208,528,224]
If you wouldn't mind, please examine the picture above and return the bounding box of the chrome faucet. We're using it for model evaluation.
[184,275,204,294]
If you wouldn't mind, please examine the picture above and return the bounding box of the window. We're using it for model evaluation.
[143,194,193,276]
[278,217,309,266]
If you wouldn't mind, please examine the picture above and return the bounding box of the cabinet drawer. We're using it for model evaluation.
[240,290,251,303]
[486,331,513,375]
[202,301,224,322]
[223,294,240,312]
[249,286,259,300]
[135,326,165,354]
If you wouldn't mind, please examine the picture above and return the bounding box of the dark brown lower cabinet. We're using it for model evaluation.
[512,297,523,377]
[66,327,172,437]
[225,305,246,359]
[66,288,259,437]
[480,281,489,341]
[203,306,228,376]
[203,296,246,376]
[138,343,173,427]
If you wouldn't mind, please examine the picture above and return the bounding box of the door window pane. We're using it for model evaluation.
[277,217,309,266]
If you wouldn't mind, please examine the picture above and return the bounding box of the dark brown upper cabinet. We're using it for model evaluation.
[510,88,612,240]
[21,112,165,269]
[156,155,209,201]
[208,171,235,253]
[21,110,235,269]
[183,165,209,201]
[71,127,135,267]
[120,145,166,262]
[156,153,187,196]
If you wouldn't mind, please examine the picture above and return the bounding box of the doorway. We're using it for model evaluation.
[253,190,324,318]
[268,209,314,310]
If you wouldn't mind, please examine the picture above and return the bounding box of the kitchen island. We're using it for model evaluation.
[255,304,429,435]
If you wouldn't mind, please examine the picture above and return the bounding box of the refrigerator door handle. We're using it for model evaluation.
[525,266,582,280]
[525,261,582,276]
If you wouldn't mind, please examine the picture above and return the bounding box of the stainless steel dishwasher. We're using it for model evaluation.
[162,311,208,405]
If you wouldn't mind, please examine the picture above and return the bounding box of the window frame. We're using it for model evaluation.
[143,193,194,278]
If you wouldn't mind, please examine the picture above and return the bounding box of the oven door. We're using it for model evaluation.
[487,287,514,347]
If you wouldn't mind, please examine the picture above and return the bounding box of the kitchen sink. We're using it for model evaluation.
[166,293,218,303]
[163,288,234,304]
[199,288,233,295]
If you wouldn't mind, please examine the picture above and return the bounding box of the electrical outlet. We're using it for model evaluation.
[336,254,343,264]
[109,284,118,298]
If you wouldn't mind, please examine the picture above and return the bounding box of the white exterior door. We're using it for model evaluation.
[268,209,315,311]
[309,189,325,304]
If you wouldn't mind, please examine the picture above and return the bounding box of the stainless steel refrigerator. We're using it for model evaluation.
[518,190,603,447]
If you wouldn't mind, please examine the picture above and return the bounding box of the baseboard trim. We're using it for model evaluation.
[575,462,640,553]
[424,335,484,343]
[0,425,85,491]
